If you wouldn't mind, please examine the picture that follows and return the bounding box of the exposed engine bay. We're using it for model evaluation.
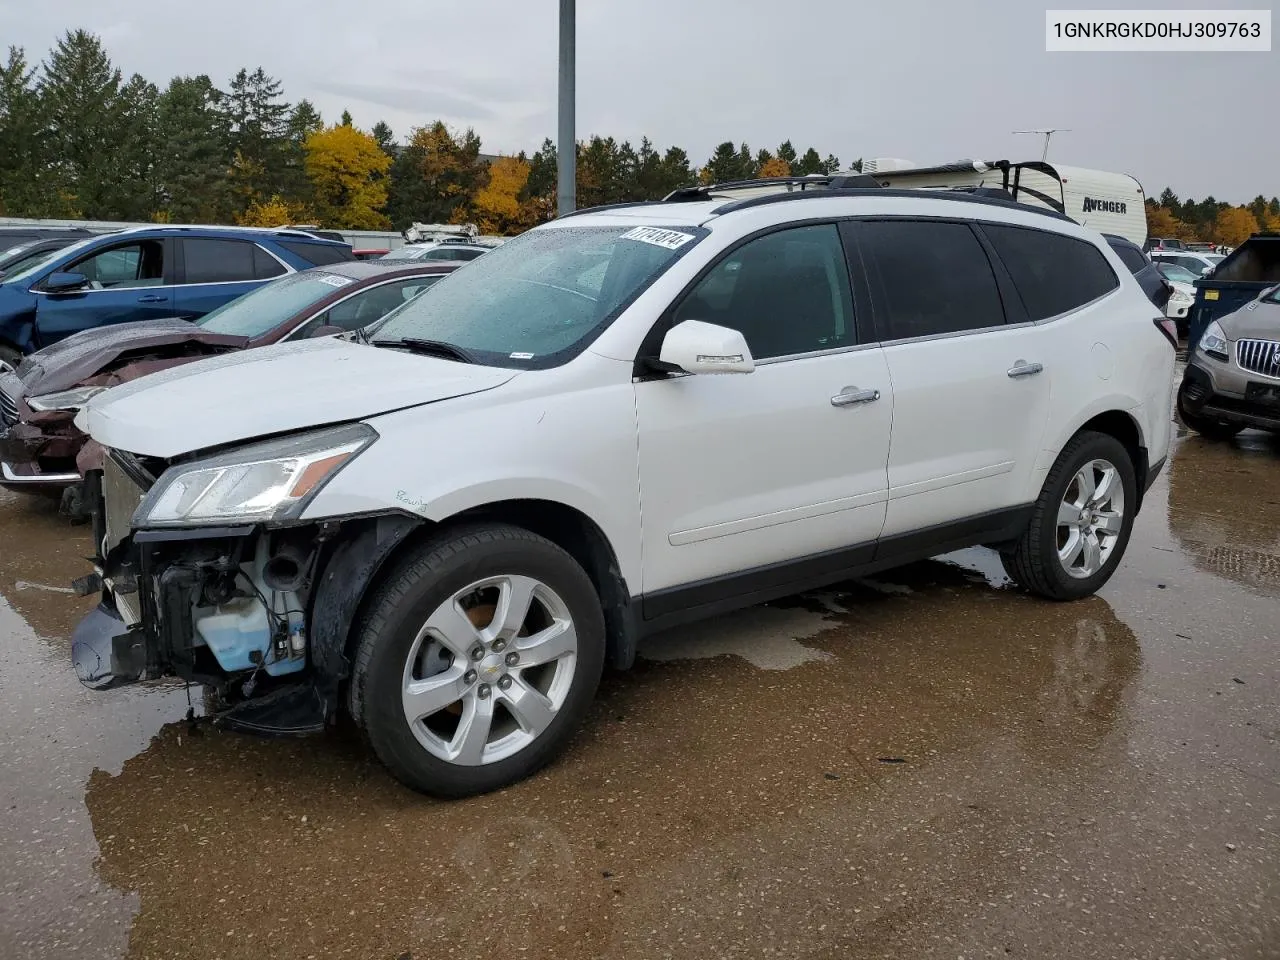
[71,448,421,734]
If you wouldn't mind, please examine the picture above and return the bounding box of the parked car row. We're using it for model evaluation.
[49,176,1178,799]
[0,260,455,509]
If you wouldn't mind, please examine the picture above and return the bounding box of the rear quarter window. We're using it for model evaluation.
[1110,242,1149,276]
[278,240,356,266]
[983,225,1119,321]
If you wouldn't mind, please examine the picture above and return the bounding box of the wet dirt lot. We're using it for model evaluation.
[1,426,1278,960]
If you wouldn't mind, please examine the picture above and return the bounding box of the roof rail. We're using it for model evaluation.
[714,184,1076,222]
[554,176,1070,224]
[662,174,881,203]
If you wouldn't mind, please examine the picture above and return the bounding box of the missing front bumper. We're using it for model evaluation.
[70,601,148,690]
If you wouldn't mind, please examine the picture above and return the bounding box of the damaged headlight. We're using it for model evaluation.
[135,423,376,526]
[26,385,107,412]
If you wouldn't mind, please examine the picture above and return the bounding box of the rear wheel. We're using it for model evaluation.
[1002,431,1137,601]
[349,523,605,798]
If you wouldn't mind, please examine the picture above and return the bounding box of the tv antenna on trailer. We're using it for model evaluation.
[1013,128,1071,162]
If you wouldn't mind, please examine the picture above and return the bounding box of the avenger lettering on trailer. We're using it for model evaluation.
[1083,197,1127,215]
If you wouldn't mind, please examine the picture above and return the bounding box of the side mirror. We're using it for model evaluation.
[658,320,755,375]
[1201,267,1213,277]
[45,271,89,293]
[308,324,345,339]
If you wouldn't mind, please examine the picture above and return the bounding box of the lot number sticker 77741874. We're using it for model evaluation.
[620,227,697,250]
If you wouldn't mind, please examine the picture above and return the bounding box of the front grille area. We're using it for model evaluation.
[0,387,18,427]
[1236,338,1280,378]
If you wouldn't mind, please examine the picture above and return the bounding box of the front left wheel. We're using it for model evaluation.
[349,523,605,798]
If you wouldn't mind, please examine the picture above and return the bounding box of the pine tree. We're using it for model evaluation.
[340,109,353,126]
[38,30,130,217]
[794,148,825,176]
[154,75,233,222]
[109,73,161,219]
[371,120,396,155]
[224,67,292,211]
[776,140,798,169]
[0,46,64,216]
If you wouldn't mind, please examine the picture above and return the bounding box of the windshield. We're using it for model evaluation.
[197,271,356,336]
[0,248,59,278]
[2,234,100,285]
[368,224,706,367]
[1159,263,1199,284]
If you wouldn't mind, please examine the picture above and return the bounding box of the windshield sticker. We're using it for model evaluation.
[316,275,354,287]
[619,226,696,250]
[509,352,536,360]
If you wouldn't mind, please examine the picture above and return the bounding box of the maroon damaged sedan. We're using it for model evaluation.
[0,260,456,514]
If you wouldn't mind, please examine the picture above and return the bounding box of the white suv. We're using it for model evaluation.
[72,180,1177,797]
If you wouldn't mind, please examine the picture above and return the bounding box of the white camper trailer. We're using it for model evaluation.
[869,160,1147,247]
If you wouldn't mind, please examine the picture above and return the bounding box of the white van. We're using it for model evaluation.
[870,160,1148,247]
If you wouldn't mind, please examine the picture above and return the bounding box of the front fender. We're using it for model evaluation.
[301,378,645,590]
[0,298,38,354]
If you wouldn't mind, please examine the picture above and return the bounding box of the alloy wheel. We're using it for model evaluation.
[400,575,578,766]
[1056,458,1125,579]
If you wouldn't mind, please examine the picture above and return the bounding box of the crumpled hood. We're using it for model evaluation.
[16,318,247,394]
[80,337,519,458]
[1223,298,1280,341]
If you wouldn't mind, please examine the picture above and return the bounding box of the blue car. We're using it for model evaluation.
[0,226,354,372]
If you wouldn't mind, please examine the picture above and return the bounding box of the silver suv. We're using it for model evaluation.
[1178,286,1280,438]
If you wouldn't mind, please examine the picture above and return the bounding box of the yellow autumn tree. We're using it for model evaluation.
[303,123,392,230]
[238,194,306,227]
[473,156,534,235]
[1145,204,1185,239]
[758,157,792,178]
[1213,206,1261,247]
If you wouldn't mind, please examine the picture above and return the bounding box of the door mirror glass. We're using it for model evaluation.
[659,320,755,375]
[45,271,89,292]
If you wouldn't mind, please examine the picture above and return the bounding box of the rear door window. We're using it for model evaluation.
[253,245,287,279]
[182,239,258,284]
[982,225,1119,321]
[854,220,1006,340]
[278,240,356,266]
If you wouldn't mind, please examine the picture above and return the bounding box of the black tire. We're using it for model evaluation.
[1177,391,1243,441]
[59,482,92,524]
[1001,431,1138,601]
[349,522,605,798]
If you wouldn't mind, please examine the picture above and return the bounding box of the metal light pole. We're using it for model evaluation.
[557,0,577,215]
[1013,128,1071,162]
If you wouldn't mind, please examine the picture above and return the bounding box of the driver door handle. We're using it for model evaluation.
[831,387,881,407]
[1007,361,1044,379]
[137,295,167,303]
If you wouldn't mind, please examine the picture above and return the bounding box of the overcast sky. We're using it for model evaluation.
[3,0,1276,203]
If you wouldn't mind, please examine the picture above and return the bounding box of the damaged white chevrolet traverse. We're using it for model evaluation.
[72,177,1176,797]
